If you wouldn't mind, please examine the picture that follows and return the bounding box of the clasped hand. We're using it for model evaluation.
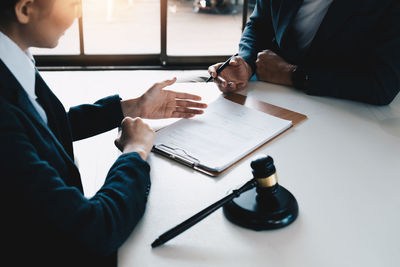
[255,50,295,86]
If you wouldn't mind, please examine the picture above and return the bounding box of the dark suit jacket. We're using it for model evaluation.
[0,60,151,267]
[239,0,400,105]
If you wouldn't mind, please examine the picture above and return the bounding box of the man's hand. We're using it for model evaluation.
[208,56,253,93]
[255,50,296,86]
[121,78,207,119]
[114,117,155,160]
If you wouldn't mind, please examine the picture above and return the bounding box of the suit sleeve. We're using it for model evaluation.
[239,0,274,73]
[68,94,124,141]
[304,1,400,105]
[0,100,150,256]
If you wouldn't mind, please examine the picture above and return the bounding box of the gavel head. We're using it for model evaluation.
[251,155,275,178]
[223,154,298,230]
[251,155,278,190]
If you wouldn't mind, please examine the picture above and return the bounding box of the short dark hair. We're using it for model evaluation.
[0,0,19,12]
[0,0,19,25]
[0,1,57,27]
[0,0,18,8]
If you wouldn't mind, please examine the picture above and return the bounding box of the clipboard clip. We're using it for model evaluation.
[153,144,200,168]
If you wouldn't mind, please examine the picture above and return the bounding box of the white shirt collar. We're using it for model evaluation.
[0,30,36,100]
[0,31,48,124]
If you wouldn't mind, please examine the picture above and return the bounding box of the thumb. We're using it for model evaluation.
[157,77,177,90]
[164,77,177,86]
[230,55,243,66]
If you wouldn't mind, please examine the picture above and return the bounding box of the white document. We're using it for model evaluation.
[153,96,292,172]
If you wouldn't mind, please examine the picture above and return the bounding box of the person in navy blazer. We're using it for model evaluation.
[209,0,400,105]
[0,0,206,266]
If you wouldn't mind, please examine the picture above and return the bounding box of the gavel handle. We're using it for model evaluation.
[152,178,258,248]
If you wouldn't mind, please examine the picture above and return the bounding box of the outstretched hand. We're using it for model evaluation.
[121,78,207,119]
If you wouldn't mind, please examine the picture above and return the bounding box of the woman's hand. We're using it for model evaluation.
[121,78,207,119]
[114,117,155,160]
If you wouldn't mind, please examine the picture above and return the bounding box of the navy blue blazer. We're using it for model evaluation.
[239,0,400,105]
[0,61,151,266]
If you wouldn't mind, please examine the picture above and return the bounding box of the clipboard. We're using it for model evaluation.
[152,92,307,177]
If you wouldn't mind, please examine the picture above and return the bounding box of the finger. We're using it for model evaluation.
[121,116,133,128]
[215,76,229,92]
[171,108,204,118]
[208,63,222,78]
[216,76,228,88]
[173,113,196,119]
[175,107,205,114]
[175,100,208,109]
[170,91,203,101]
[208,65,216,75]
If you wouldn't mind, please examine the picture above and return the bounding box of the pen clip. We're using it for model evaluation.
[153,144,200,168]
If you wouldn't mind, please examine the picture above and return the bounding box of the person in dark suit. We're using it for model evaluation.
[208,0,400,105]
[0,0,206,266]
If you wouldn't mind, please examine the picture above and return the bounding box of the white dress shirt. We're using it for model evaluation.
[0,30,48,124]
[292,0,334,51]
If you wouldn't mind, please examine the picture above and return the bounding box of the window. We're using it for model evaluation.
[33,0,255,68]
[167,0,243,56]
[83,0,160,54]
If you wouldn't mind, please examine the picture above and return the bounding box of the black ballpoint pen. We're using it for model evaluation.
[151,178,257,248]
[205,53,239,83]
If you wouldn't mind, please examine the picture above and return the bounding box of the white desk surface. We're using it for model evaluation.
[42,70,400,267]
